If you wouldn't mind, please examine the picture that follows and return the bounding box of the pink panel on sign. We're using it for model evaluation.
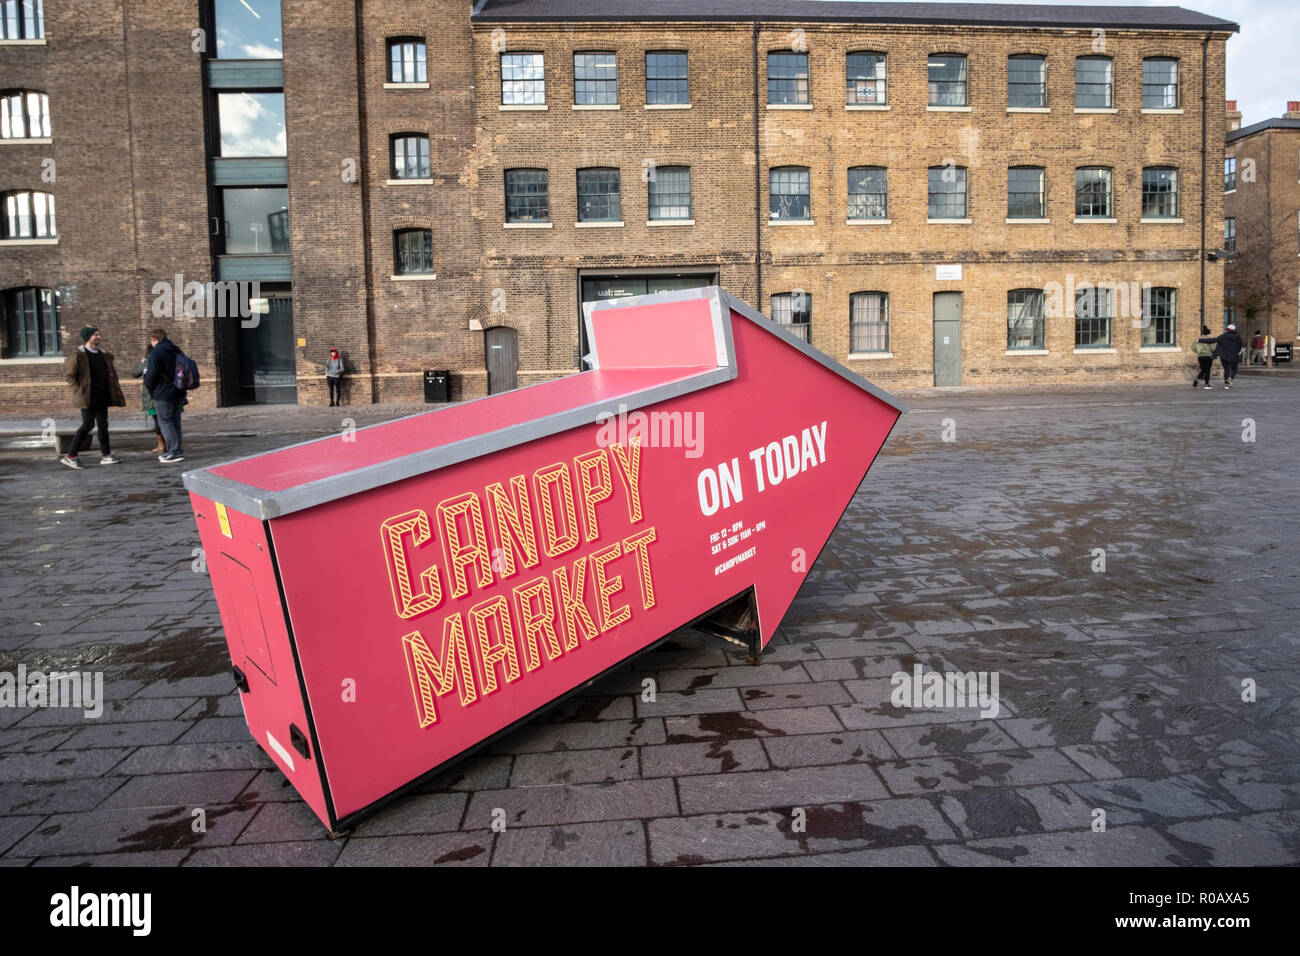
[590,298,720,369]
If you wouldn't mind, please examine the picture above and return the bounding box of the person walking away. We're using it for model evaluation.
[144,328,187,463]
[1250,331,1266,366]
[130,344,166,454]
[1198,323,1244,389]
[60,326,126,468]
[1192,325,1215,389]
[326,348,344,407]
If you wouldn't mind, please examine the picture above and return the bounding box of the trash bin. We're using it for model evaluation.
[1275,343,1292,364]
[423,369,449,403]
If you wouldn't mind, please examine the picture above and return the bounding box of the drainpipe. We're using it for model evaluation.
[753,20,762,309]
[355,0,378,402]
[1199,32,1209,336]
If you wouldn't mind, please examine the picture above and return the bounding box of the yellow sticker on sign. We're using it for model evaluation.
[215,501,233,538]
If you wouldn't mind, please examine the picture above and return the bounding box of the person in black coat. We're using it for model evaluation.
[1198,324,1244,389]
[143,328,187,462]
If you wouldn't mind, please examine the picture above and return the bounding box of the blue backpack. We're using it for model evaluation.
[173,350,200,390]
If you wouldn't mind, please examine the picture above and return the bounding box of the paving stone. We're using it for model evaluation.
[650,810,799,864]
[710,845,937,866]
[465,779,678,828]
[0,748,130,782]
[179,695,244,719]
[640,738,769,778]
[58,720,190,749]
[30,850,190,867]
[1164,812,1300,866]
[678,764,889,815]
[113,742,273,775]
[882,720,1021,758]
[0,778,126,815]
[174,717,251,744]
[657,662,810,693]
[235,800,339,843]
[1070,775,1240,825]
[635,688,745,718]
[336,832,492,867]
[938,784,1097,839]
[740,681,853,711]
[9,804,259,856]
[491,718,665,754]
[0,726,78,752]
[137,677,238,698]
[348,792,468,837]
[184,840,343,866]
[510,747,639,787]
[1207,763,1300,812]
[665,707,844,742]
[762,730,896,768]
[0,815,43,856]
[418,755,514,793]
[878,748,1093,795]
[98,771,258,810]
[934,825,1182,866]
[493,820,646,866]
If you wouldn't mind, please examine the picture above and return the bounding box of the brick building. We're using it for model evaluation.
[1223,100,1300,362]
[0,1,1238,411]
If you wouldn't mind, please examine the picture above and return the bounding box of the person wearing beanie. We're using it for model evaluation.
[325,347,344,407]
[1192,325,1216,389]
[1198,322,1244,389]
[60,326,126,468]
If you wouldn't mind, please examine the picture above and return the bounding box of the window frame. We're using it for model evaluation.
[1224,156,1237,192]
[928,165,968,219]
[1007,288,1045,350]
[1075,55,1113,109]
[769,166,811,221]
[0,90,50,139]
[576,167,622,222]
[2,285,58,358]
[645,51,688,106]
[767,50,810,105]
[1007,54,1046,108]
[770,291,811,342]
[389,133,431,180]
[847,166,888,220]
[928,53,968,107]
[1141,166,1178,219]
[1224,216,1236,251]
[1075,166,1113,219]
[387,37,428,84]
[501,52,546,105]
[1,188,55,239]
[1142,57,1179,110]
[846,51,887,106]
[648,165,691,220]
[1074,285,1113,348]
[1141,287,1176,346]
[393,228,434,275]
[504,168,550,223]
[0,0,44,40]
[574,51,618,106]
[849,291,889,352]
[1007,165,1045,219]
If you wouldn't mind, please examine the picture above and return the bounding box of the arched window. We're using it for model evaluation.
[387,37,427,84]
[1142,288,1176,346]
[504,168,548,222]
[846,51,886,105]
[2,189,55,238]
[1007,166,1045,219]
[928,165,967,219]
[1075,167,1112,218]
[768,51,809,105]
[2,286,59,357]
[577,167,621,222]
[390,133,430,180]
[848,166,887,219]
[1008,55,1046,108]
[1007,289,1045,349]
[1076,55,1113,108]
[928,53,967,106]
[1142,166,1178,219]
[1142,58,1179,109]
[1,90,50,139]
[770,166,810,220]
[393,229,433,275]
[648,165,690,220]
[770,292,811,342]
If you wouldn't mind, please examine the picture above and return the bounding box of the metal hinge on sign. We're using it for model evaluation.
[232,665,249,694]
[290,724,311,760]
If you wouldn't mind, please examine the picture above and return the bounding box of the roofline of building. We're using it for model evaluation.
[1227,117,1300,143]
[470,3,1239,34]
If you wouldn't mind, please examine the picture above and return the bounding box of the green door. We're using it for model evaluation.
[933,292,962,386]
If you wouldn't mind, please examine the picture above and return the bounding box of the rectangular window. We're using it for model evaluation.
[1075,56,1113,108]
[505,169,549,222]
[1142,168,1178,218]
[928,166,967,219]
[770,167,810,220]
[577,168,621,221]
[771,292,811,343]
[3,189,54,238]
[220,187,289,254]
[848,167,887,219]
[1224,156,1236,191]
[1224,217,1236,251]
[648,165,690,220]
[1,91,49,138]
[388,38,427,84]
[0,0,43,40]
[391,135,431,179]
[928,54,967,106]
[394,229,433,275]
[1007,167,1045,218]
[1008,289,1045,349]
[850,292,888,352]
[1142,58,1178,109]
[1076,167,1112,218]
[502,53,545,105]
[1075,286,1112,347]
[1142,288,1175,346]
[1008,55,1046,108]
[217,92,286,156]
[2,286,57,357]
[214,0,283,60]
[646,52,688,105]
[768,52,809,105]
[846,52,886,105]
[574,52,617,105]
[1224,305,1235,327]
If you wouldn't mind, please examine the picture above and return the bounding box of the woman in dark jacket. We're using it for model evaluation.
[1198,324,1244,389]
[130,344,166,454]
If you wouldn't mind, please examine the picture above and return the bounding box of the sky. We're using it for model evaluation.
[986,0,1296,125]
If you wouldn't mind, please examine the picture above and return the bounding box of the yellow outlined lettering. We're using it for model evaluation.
[609,437,644,523]
[513,576,563,672]
[622,526,658,610]
[401,617,477,729]
[575,449,613,543]
[553,555,599,648]
[535,462,581,558]
[485,474,540,577]
[380,510,443,619]
[469,595,520,694]
[437,492,494,600]
[590,543,631,632]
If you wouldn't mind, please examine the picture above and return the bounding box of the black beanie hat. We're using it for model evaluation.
[79,326,98,342]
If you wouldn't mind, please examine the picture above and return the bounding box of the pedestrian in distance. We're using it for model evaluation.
[326,347,344,407]
[144,328,187,463]
[130,343,166,455]
[1198,323,1244,389]
[1192,325,1216,389]
[1250,331,1267,366]
[60,326,126,469]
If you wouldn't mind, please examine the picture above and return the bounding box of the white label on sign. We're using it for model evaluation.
[936,265,962,280]
[943,337,951,345]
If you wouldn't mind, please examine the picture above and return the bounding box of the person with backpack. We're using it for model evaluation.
[1192,325,1215,389]
[144,328,188,463]
[130,343,167,455]
[1197,323,1245,390]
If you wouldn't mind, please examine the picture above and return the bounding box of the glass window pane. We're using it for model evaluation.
[1007,289,1045,349]
[502,53,545,105]
[1076,168,1111,217]
[1008,55,1045,108]
[850,292,888,351]
[768,52,809,104]
[575,52,618,105]
[848,166,887,218]
[648,165,690,219]
[505,169,549,221]
[928,167,967,218]
[846,52,886,105]
[1142,58,1178,109]
[646,51,688,105]
[771,292,811,341]
[1141,287,1175,346]
[770,167,810,219]
[1142,168,1178,217]
[394,229,433,274]
[217,92,286,156]
[391,135,430,178]
[577,168,621,221]
[928,54,967,106]
[1076,56,1112,108]
[221,187,290,253]
[1008,167,1044,218]
[214,0,283,59]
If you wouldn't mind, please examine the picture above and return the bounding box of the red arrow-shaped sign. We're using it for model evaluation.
[185,286,904,830]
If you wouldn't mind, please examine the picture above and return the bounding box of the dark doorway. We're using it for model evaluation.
[216,286,297,405]
[485,326,518,394]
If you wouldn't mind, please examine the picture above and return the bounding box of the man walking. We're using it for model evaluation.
[60,326,126,469]
[144,328,186,463]
[1198,323,1245,389]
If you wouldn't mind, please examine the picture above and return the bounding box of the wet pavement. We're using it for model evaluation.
[1,377,1297,866]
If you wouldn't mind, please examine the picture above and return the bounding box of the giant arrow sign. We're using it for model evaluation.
[184,286,905,831]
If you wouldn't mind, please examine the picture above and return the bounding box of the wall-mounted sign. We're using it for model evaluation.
[936,265,963,281]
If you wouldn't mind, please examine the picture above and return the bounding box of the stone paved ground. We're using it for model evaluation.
[1,374,1297,866]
